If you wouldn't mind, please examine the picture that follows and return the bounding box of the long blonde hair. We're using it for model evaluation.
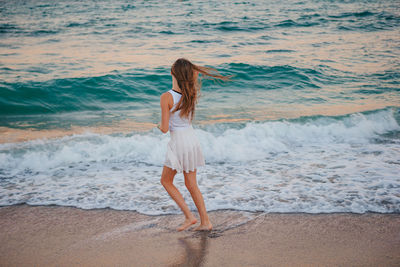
[170,58,232,120]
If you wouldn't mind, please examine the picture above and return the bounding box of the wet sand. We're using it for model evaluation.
[0,204,399,266]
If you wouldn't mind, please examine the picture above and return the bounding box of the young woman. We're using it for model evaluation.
[158,58,230,231]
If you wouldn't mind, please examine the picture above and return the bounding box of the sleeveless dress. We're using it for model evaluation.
[164,89,205,173]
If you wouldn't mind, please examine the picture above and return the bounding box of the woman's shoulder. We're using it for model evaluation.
[160,91,173,106]
[161,90,173,98]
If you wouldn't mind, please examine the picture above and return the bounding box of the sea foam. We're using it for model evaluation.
[0,108,399,214]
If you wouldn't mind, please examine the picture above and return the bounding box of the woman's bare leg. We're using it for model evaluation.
[184,169,213,231]
[160,166,197,231]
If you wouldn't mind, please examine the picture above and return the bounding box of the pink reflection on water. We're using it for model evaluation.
[2,27,399,82]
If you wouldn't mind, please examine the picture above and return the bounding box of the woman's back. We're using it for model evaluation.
[168,89,191,131]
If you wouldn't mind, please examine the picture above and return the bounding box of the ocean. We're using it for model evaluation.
[0,0,399,215]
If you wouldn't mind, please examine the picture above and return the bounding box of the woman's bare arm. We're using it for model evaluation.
[158,92,172,133]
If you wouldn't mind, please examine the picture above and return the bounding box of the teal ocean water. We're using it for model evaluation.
[0,0,399,214]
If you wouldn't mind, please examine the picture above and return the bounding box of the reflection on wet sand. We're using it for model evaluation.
[1,205,399,266]
[170,232,209,267]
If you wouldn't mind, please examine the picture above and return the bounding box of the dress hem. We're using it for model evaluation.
[163,163,205,174]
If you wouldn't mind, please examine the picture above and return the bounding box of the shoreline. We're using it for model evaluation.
[1,204,399,266]
[2,202,400,216]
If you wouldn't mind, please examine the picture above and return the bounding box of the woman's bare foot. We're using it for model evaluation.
[177,217,197,231]
[193,221,213,231]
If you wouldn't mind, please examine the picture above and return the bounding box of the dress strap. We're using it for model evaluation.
[172,89,182,95]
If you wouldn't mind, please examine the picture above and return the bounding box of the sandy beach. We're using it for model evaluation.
[0,204,399,266]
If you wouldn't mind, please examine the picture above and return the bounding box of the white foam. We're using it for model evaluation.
[0,108,399,214]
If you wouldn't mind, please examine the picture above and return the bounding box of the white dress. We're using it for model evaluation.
[164,89,205,173]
